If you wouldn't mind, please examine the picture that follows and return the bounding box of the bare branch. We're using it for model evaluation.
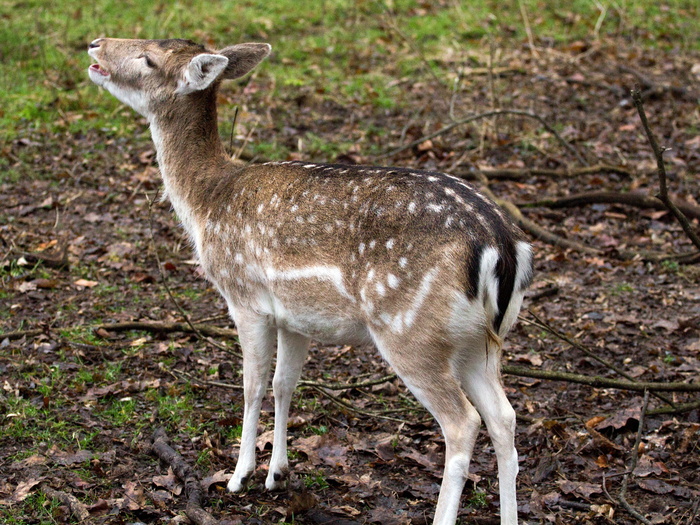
[632,89,700,252]
[379,109,587,165]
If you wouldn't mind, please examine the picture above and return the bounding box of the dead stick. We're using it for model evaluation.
[0,328,46,341]
[632,89,700,252]
[618,390,653,525]
[523,311,676,408]
[464,164,631,181]
[503,365,699,392]
[96,321,238,340]
[380,109,586,165]
[522,190,700,221]
[150,428,219,525]
[40,485,90,521]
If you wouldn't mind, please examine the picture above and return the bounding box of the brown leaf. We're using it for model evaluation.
[201,469,230,492]
[294,434,349,468]
[594,407,641,433]
[637,479,674,495]
[152,468,182,495]
[10,454,47,470]
[48,447,93,466]
[557,479,603,499]
[0,478,44,505]
[121,480,145,511]
[287,490,317,517]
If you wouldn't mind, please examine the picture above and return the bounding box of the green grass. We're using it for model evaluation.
[1,0,697,161]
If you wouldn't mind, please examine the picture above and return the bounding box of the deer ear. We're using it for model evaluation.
[176,53,229,95]
[218,43,271,80]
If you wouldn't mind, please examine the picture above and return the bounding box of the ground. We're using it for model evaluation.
[1,2,699,524]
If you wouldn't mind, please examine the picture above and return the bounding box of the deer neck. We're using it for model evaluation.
[148,90,230,241]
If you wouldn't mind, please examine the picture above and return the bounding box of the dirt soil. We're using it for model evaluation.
[1,38,699,524]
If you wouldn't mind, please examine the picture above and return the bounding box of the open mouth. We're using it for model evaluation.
[89,63,109,77]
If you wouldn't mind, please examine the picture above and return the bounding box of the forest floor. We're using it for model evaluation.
[1,13,700,525]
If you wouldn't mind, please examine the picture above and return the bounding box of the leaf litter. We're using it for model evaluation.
[1,33,699,525]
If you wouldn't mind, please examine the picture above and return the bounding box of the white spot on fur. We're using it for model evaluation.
[386,238,395,250]
[399,257,408,268]
[375,281,386,296]
[369,240,376,250]
[426,203,444,213]
[408,202,416,213]
[387,273,400,289]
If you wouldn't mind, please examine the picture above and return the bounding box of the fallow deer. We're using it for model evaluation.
[88,37,532,525]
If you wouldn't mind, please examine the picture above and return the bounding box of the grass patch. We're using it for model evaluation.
[1,0,697,159]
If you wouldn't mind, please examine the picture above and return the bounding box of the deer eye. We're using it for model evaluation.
[141,55,156,68]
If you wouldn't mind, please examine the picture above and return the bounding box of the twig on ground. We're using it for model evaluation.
[455,164,631,181]
[40,484,90,521]
[0,328,47,341]
[632,89,700,252]
[503,365,699,392]
[96,321,238,340]
[13,248,70,270]
[303,384,421,425]
[622,65,699,101]
[520,190,700,221]
[517,0,539,58]
[380,109,586,165]
[150,428,219,525]
[523,311,677,408]
[617,390,653,525]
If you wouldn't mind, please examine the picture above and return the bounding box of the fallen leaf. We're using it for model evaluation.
[74,279,98,288]
[0,478,44,505]
[201,470,230,492]
[152,468,182,495]
[637,479,674,495]
[121,480,145,511]
[557,479,603,499]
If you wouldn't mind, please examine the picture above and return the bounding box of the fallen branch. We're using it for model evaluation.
[632,89,700,252]
[503,365,699,392]
[40,484,90,521]
[14,249,70,271]
[522,190,700,221]
[96,321,238,340]
[380,109,586,165]
[621,65,699,102]
[610,390,653,525]
[0,328,46,341]
[150,428,219,525]
[523,311,676,408]
[455,164,631,181]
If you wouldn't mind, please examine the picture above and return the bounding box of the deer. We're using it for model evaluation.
[88,37,532,525]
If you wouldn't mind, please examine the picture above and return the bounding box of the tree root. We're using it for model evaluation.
[150,427,219,525]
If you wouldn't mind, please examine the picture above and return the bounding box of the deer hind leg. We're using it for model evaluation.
[379,344,482,525]
[461,346,519,525]
[265,328,310,490]
[227,308,276,493]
